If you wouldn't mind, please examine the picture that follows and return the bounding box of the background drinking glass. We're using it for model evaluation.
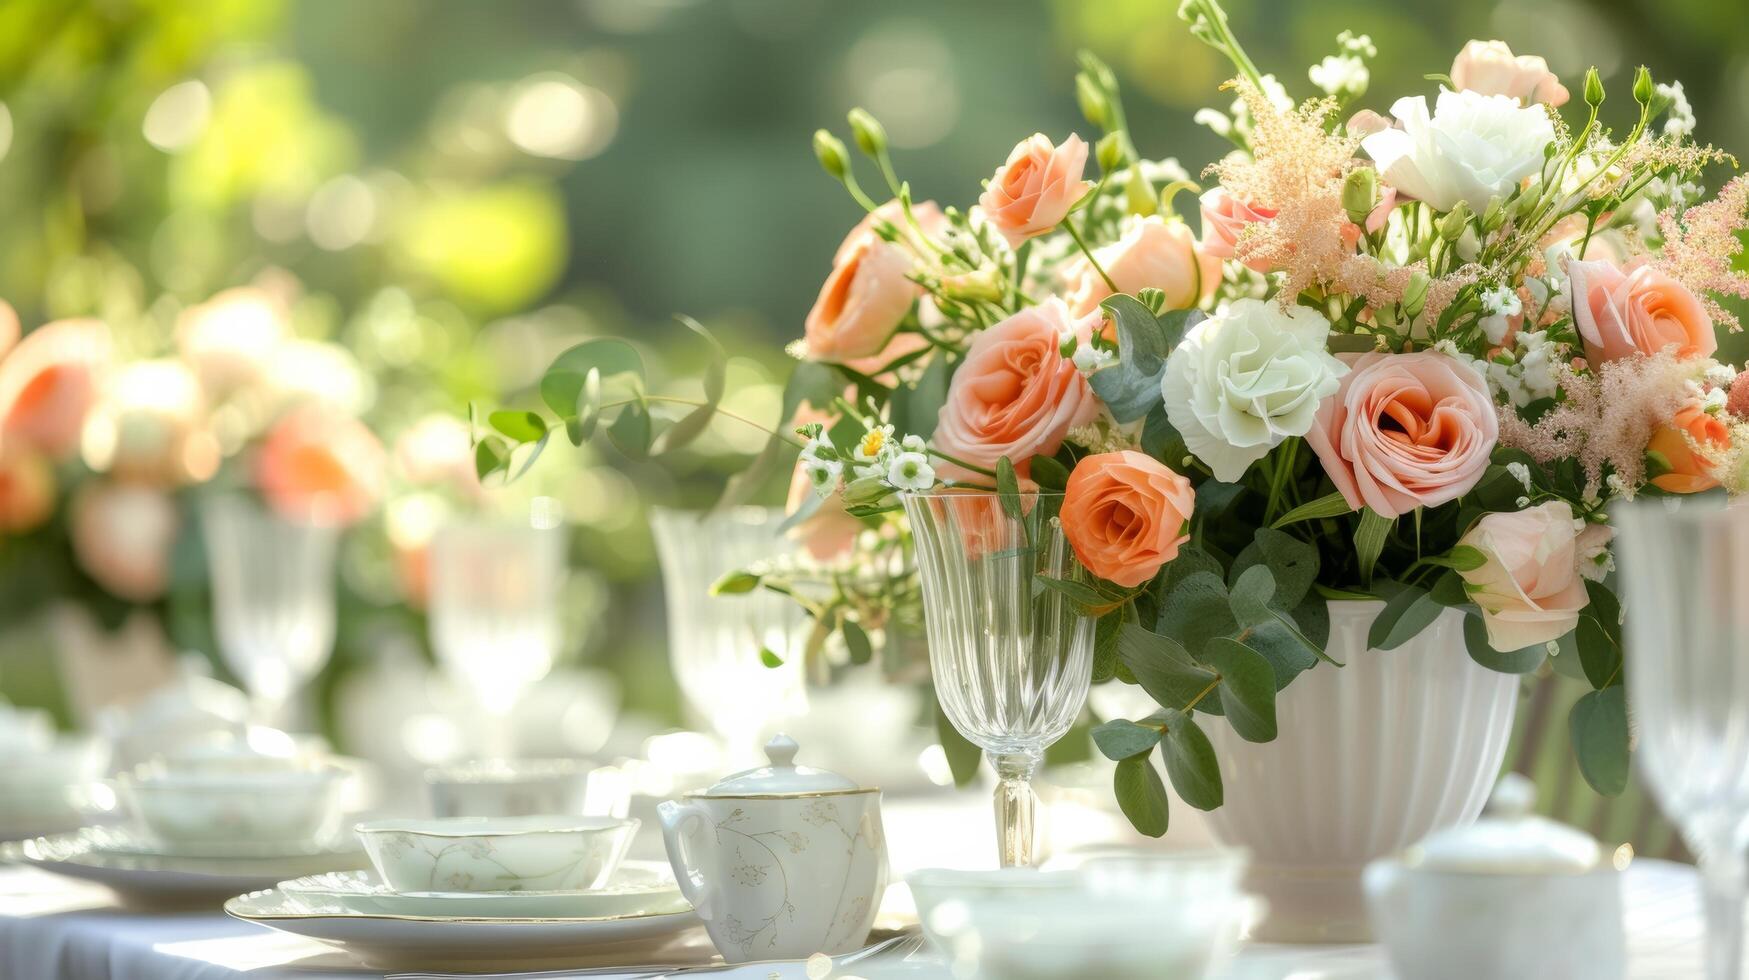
[428,515,566,758]
[1615,499,1749,980]
[900,490,1094,868]
[201,495,339,728]
[649,506,808,764]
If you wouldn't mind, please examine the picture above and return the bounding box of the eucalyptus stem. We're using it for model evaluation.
[601,395,806,449]
[928,449,1001,479]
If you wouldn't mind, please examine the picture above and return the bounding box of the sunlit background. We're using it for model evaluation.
[1,0,1743,849]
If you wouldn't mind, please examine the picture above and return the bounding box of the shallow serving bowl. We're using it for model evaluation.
[354,815,638,893]
[120,765,347,848]
[277,860,687,919]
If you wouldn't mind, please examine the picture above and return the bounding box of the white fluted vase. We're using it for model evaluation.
[1203,601,1519,943]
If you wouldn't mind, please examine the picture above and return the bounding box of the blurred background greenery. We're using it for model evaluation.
[0,0,1742,841]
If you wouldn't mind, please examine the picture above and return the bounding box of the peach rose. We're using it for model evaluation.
[70,482,179,602]
[835,199,947,264]
[804,235,915,363]
[1065,215,1221,315]
[1451,40,1570,108]
[176,286,287,394]
[1567,258,1716,365]
[1061,451,1195,588]
[96,359,211,486]
[1457,501,1589,651]
[1648,401,1728,494]
[0,318,111,460]
[254,404,387,527]
[932,298,1098,480]
[0,301,17,360]
[978,133,1093,249]
[1199,188,1279,271]
[1305,351,1498,518]
[0,444,54,533]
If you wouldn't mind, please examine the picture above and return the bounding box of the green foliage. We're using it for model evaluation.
[1199,637,1277,741]
[1571,686,1629,796]
[1091,718,1163,760]
[1462,613,1547,673]
[1087,296,1204,422]
[1113,753,1170,838]
[1159,709,1222,810]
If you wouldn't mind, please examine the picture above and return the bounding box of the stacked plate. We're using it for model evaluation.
[0,716,111,840]
[224,817,703,972]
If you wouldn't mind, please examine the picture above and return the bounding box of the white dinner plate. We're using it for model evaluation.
[225,887,706,972]
[0,826,367,906]
[276,861,689,919]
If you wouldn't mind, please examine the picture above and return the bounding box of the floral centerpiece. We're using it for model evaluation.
[484,0,1749,880]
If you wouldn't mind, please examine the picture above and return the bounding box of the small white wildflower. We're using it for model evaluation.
[1506,461,1533,493]
[804,458,843,496]
[1309,54,1369,98]
[1657,81,1695,139]
[1481,285,1523,318]
[1480,314,1513,346]
[854,425,894,464]
[1606,472,1632,499]
[886,451,935,492]
[1193,108,1233,138]
[1072,344,1116,374]
[901,434,926,454]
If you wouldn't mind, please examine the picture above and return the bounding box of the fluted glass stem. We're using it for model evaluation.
[1700,852,1746,980]
[993,752,1040,867]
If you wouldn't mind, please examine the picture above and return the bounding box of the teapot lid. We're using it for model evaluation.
[1405,773,1613,875]
[698,734,862,796]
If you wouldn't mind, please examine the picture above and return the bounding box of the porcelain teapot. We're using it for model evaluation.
[1363,774,1627,980]
[657,734,887,963]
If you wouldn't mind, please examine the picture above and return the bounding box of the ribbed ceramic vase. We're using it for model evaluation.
[1202,601,1519,943]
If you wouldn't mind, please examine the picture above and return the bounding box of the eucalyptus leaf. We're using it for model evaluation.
[1092,610,1123,683]
[1086,295,1187,423]
[759,648,784,668]
[607,400,652,457]
[488,410,547,443]
[1463,613,1546,673]
[1366,583,1445,650]
[1113,754,1170,838]
[1198,637,1278,741]
[1575,614,1621,690]
[1160,709,1222,810]
[1157,571,1238,655]
[540,339,644,418]
[1227,564,1276,627]
[567,368,602,446]
[1092,718,1163,761]
[1031,455,1071,493]
[473,436,509,482]
[842,619,874,666]
[1117,624,1219,712]
[1230,528,1318,609]
[997,456,1023,520]
[1140,404,1187,466]
[509,428,552,481]
[1242,615,1321,687]
[1570,685,1629,796]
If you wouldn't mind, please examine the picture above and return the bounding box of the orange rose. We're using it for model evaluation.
[70,482,179,602]
[254,404,387,527]
[0,318,111,460]
[1648,401,1728,494]
[1450,40,1569,108]
[0,444,54,533]
[1567,259,1716,365]
[931,298,1098,481]
[1061,451,1195,588]
[978,133,1093,249]
[1065,215,1220,315]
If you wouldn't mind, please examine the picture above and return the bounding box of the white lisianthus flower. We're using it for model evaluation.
[1362,90,1555,214]
[886,451,935,491]
[1161,298,1348,481]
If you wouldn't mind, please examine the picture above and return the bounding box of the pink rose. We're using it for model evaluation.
[933,298,1098,480]
[1457,501,1590,650]
[71,482,179,603]
[1304,351,1497,518]
[1451,40,1570,108]
[1065,215,1220,315]
[1567,258,1716,365]
[978,133,1093,249]
[804,235,915,363]
[1198,188,1279,271]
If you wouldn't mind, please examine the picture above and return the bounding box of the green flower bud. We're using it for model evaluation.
[1125,164,1157,216]
[1481,195,1506,233]
[1632,66,1653,106]
[1342,167,1379,227]
[1076,74,1110,130]
[847,108,887,158]
[1583,67,1604,108]
[710,569,762,596]
[1437,202,1470,241]
[1401,271,1431,319]
[813,129,849,181]
[1096,132,1125,174]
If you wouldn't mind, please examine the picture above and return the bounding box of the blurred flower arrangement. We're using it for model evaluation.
[490,0,1749,829]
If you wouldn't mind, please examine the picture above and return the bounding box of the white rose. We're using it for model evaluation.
[1161,299,1348,482]
[1362,89,1555,214]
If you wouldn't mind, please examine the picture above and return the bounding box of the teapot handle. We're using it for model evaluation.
[657,800,716,921]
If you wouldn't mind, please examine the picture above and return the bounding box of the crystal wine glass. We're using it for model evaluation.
[649,506,808,765]
[428,515,566,759]
[1615,498,1749,980]
[901,489,1095,867]
[201,495,339,728]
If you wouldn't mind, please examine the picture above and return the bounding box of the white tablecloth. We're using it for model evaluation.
[0,858,1718,980]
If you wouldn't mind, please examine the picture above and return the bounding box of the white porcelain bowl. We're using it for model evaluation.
[121,765,347,849]
[355,815,639,893]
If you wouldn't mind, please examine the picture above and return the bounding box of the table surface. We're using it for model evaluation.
[0,855,1720,980]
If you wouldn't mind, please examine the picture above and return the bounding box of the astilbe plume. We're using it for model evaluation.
[1496,351,1702,496]
[1654,174,1749,332]
[1208,80,1361,304]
